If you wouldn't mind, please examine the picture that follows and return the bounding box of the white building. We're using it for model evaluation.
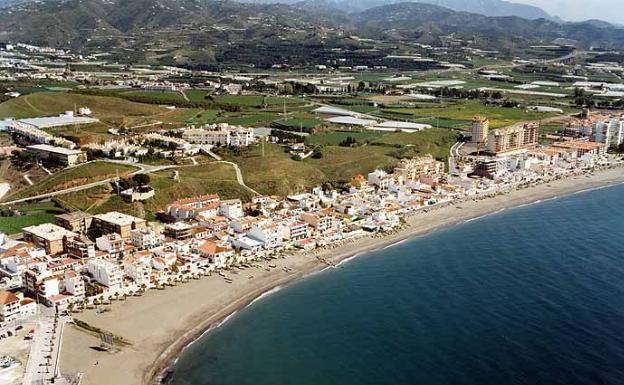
[594,115,624,148]
[249,223,283,249]
[64,270,85,299]
[130,228,164,250]
[219,199,243,219]
[87,259,123,290]
[182,124,254,147]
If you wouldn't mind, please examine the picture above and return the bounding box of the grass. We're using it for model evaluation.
[306,131,385,146]
[217,112,281,126]
[54,162,253,218]
[6,161,139,201]
[213,95,304,107]
[373,128,460,162]
[273,116,322,130]
[118,90,187,105]
[0,202,66,235]
[382,100,564,129]
[309,145,396,183]
[185,90,212,104]
[223,144,327,195]
[0,92,166,121]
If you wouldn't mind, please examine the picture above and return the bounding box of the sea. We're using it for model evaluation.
[168,183,624,385]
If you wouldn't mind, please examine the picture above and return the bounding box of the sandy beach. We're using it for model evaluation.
[59,166,624,385]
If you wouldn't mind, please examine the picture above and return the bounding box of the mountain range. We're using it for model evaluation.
[0,0,622,67]
[248,0,557,20]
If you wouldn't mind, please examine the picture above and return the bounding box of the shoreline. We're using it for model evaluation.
[58,166,624,385]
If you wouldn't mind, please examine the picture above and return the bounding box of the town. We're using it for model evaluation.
[0,9,624,385]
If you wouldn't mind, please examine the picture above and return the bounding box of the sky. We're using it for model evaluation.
[509,0,624,24]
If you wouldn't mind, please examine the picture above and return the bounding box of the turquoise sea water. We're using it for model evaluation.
[169,183,624,385]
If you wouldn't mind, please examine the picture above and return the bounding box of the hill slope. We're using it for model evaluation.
[0,0,623,64]
[249,0,555,20]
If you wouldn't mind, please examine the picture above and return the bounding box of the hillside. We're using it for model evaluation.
[289,0,554,20]
[0,0,623,65]
[354,3,624,48]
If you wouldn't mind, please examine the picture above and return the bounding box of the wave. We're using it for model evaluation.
[248,285,283,307]
[334,253,363,268]
[383,238,409,250]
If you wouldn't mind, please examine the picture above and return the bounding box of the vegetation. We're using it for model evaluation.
[382,100,566,129]
[0,202,66,234]
[5,161,139,201]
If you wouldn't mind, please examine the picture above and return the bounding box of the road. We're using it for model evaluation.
[0,161,176,206]
[448,141,464,175]
[21,307,71,385]
[216,160,261,196]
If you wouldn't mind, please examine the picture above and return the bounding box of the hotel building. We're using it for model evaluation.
[471,116,489,144]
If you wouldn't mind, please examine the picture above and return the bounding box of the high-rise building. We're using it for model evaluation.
[594,115,624,148]
[471,116,490,144]
[487,123,538,154]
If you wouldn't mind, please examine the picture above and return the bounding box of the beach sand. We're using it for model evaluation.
[59,167,624,385]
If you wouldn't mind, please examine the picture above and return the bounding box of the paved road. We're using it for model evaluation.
[22,307,70,385]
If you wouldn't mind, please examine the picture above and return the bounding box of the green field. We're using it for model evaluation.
[382,100,566,129]
[273,116,322,131]
[53,162,253,218]
[0,92,167,121]
[224,128,458,194]
[0,202,66,235]
[306,131,385,146]
[213,95,305,107]
[117,90,187,104]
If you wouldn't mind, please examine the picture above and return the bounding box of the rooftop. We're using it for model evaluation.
[27,144,84,156]
[23,223,77,241]
[93,211,145,226]
[0,289,19,305]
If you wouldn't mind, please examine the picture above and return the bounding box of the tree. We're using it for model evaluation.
[312,147,323,159]
[10,150,38,170]
[132,174,151,186]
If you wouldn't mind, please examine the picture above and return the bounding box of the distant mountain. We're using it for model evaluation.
[0,0,623,66]
[244,0,555,20]
[354,2,624,48]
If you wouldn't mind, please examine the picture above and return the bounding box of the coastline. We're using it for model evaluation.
[58,166,624,385]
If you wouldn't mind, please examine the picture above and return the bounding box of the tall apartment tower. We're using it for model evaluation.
[472,116,490,144]
[594,116,624,148]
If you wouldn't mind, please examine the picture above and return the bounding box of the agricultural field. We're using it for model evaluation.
[272,114,322,131]
[213,95,305,107]
[306,131,385,146]
[382,100,569,129]
[0,202,66,235]
[0,92,167,121]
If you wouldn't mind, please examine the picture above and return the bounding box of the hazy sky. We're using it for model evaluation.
[509,0,624,24]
